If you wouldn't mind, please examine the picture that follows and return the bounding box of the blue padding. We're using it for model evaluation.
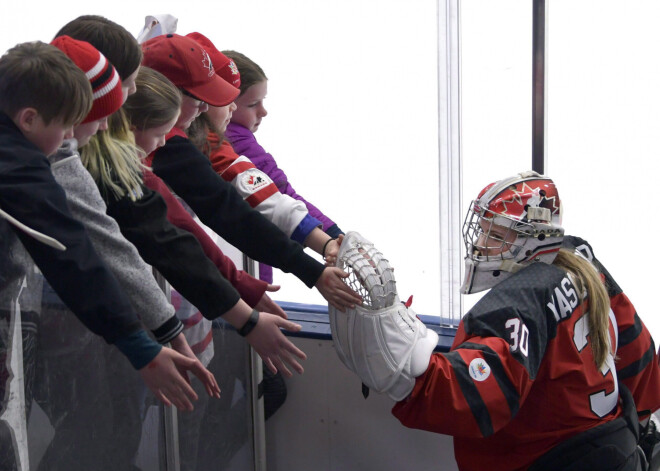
[274,301,457,353]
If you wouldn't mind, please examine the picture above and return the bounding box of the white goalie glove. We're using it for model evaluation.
[328,232,438,401]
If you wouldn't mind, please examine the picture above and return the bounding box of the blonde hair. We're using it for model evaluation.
[123,67,181,131]
[553,249,611,368]
[82,68,182,202]
[81,108,145,201]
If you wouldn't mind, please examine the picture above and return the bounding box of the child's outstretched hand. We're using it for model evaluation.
[169,333,221,399]
[245,312,307,377]
[323,234,343,266]
[315,267,362,312]
[139,346,215,411]
[253,284,288,319]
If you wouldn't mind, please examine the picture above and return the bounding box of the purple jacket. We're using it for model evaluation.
[226,123,341,237]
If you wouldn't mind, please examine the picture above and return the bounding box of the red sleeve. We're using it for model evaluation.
[142,169,267,307]
[208,135,281,208]
[207,132,240,175]
[612,291,660,417]
[392,321,534,438]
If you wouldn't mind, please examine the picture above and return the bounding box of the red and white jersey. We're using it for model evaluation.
[392,236,660,471]
[206,133,309,237]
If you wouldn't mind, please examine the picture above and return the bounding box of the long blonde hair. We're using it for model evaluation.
[553,249,611,368]
[81,67,182,202]
[81,108,145,201]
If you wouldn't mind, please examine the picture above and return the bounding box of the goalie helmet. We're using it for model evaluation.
[460,170,564,294]
[328,232,438,401]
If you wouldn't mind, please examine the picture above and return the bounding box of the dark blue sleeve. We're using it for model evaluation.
[0,136,159,368]
[290,214,322,245]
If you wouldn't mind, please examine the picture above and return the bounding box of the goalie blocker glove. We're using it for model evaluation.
[328,232,438,401]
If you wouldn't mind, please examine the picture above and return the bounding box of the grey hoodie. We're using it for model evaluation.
[47,139,181,342]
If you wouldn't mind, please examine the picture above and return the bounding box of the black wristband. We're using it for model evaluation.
[238,309,260,337]
[322,237,337,258]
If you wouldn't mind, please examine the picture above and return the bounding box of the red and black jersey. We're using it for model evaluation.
[563,236,659,418]
[392,236,660,471]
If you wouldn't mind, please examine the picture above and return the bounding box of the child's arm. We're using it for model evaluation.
[0,139,156,364]
[104,185,243,320]
[154,136,324,285]
[143,168,269,308]
[0,129,217,407]
[209,134,342,263]
[208,137,321,244]
[152,136,361,310]
[50,153,182,342]
[226,123,342,234]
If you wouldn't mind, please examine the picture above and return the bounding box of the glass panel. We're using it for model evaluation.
[0,224,33,471]
[461,0,534,313]
[177,318,254,471]
[0,221,166,471]
[546,1,660,342]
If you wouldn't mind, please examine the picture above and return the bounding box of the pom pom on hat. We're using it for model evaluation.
[51,35,123,123]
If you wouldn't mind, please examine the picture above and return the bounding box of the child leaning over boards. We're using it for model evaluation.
[223,49,344,283]
[126,64,290,471]
[140,33,361,311]
[0,41,203,411]
[182,32,343,276]
[137,20,344,272]
[25,36,219,471]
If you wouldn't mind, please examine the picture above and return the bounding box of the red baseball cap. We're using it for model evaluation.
[186,32,241,89]
[141,33,239,107]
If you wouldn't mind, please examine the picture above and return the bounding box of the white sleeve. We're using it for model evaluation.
[220,156,309,237]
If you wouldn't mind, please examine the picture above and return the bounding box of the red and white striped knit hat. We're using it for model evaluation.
[51,35,123,123]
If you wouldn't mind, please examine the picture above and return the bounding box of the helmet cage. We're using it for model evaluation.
[463,205,539,264]
[460,199,564,294]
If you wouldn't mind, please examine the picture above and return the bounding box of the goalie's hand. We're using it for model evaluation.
[315,266,362,312]
[245,312,307,377]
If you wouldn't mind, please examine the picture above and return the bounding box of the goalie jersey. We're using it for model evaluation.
[392,236,660,471]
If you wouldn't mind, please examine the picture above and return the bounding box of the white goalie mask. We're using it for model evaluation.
[328,232,438,401]
[461,171,564,294]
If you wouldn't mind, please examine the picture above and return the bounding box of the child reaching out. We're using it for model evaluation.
[182,32,342,271]
[0,40,202,411]
[140,33,360,310]
[223,50,344,282]
[136,21,345,276]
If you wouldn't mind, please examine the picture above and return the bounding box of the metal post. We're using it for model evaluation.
[242,255,267,471]
[532,0,548,174]
[153,270,180,471]
[437,0,463,324]
[4,279,29,471]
